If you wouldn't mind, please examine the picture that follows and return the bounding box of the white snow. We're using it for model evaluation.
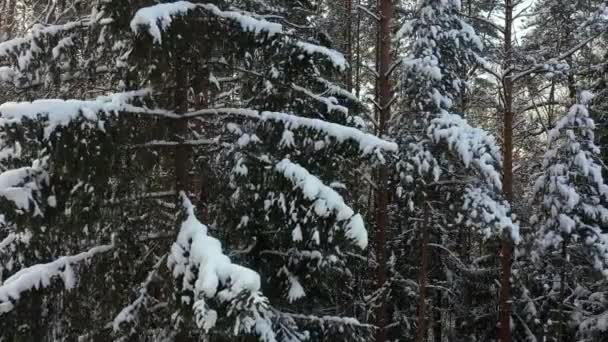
[275,159,368,249]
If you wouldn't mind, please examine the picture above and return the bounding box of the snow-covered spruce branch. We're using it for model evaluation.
[0,18,91,59]
[0,159,48,212]
[291,84,348,115]
[112,254,166,332]
[130,1,347,71]
[168,192,275,339]
[131,1,282,44]
[0,232,33,263]
[461,186,520,242]
[278,311,376,330]
[0,243,113,314]
[315,77,360,104]
[275,159,368,249]
[0,89,153,139]
[0,93,396,156]
[428,112,503,190]
[184,108,397,155]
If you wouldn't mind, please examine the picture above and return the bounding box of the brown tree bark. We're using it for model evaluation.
[415,203,431,342]
[174,62,190,195]
[374,0,393,341]
[172,33,194,342]
[355,0,362,98]
[344,0,353,90]
[557,240,568,342]
[500,1,514,341]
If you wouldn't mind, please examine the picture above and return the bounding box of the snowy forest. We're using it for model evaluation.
[1,0,608,341]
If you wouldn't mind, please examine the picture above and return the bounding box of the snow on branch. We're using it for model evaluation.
[168,193,275,338]
[294,41,348,71]
[275,159,368,249]
[462,186,520,243]
[0,19,89,59]
[0,89,152,139]
[0,159,48,212]
[130,1,282,43]
[280,311,376,330]
[315,77,360,103]
[0,231,32,260]
[112,255,166,332]
[291,84,348,115]
[129,2,347,70]
[428,112,503,190]
[0,243,113,314]
[183,107,397,155]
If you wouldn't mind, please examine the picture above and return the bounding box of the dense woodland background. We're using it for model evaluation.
[0,0,607,341]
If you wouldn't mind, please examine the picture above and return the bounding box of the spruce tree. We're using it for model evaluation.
[0,1,393,340]
[529,91,608,341]
[390,0,519,339]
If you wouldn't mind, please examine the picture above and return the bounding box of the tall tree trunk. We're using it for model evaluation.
[374,0,393,341]
[500,1,514,341]
[173,34,193,342]
[174,62,189,196]
[344,0,353,90]
[433,277,442,342]
[355,0,362,98]
[557,240,568,342]
[416,202,430,342]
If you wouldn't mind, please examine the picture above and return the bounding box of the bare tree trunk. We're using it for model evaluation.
[416,203,430,342]
[374,0,393,341]
[499,1,514,341]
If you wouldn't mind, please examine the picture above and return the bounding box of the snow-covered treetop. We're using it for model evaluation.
[396,0,482,115]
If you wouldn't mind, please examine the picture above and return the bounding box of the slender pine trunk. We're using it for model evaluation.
[499,1,514,341]
[374,1,393,341]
